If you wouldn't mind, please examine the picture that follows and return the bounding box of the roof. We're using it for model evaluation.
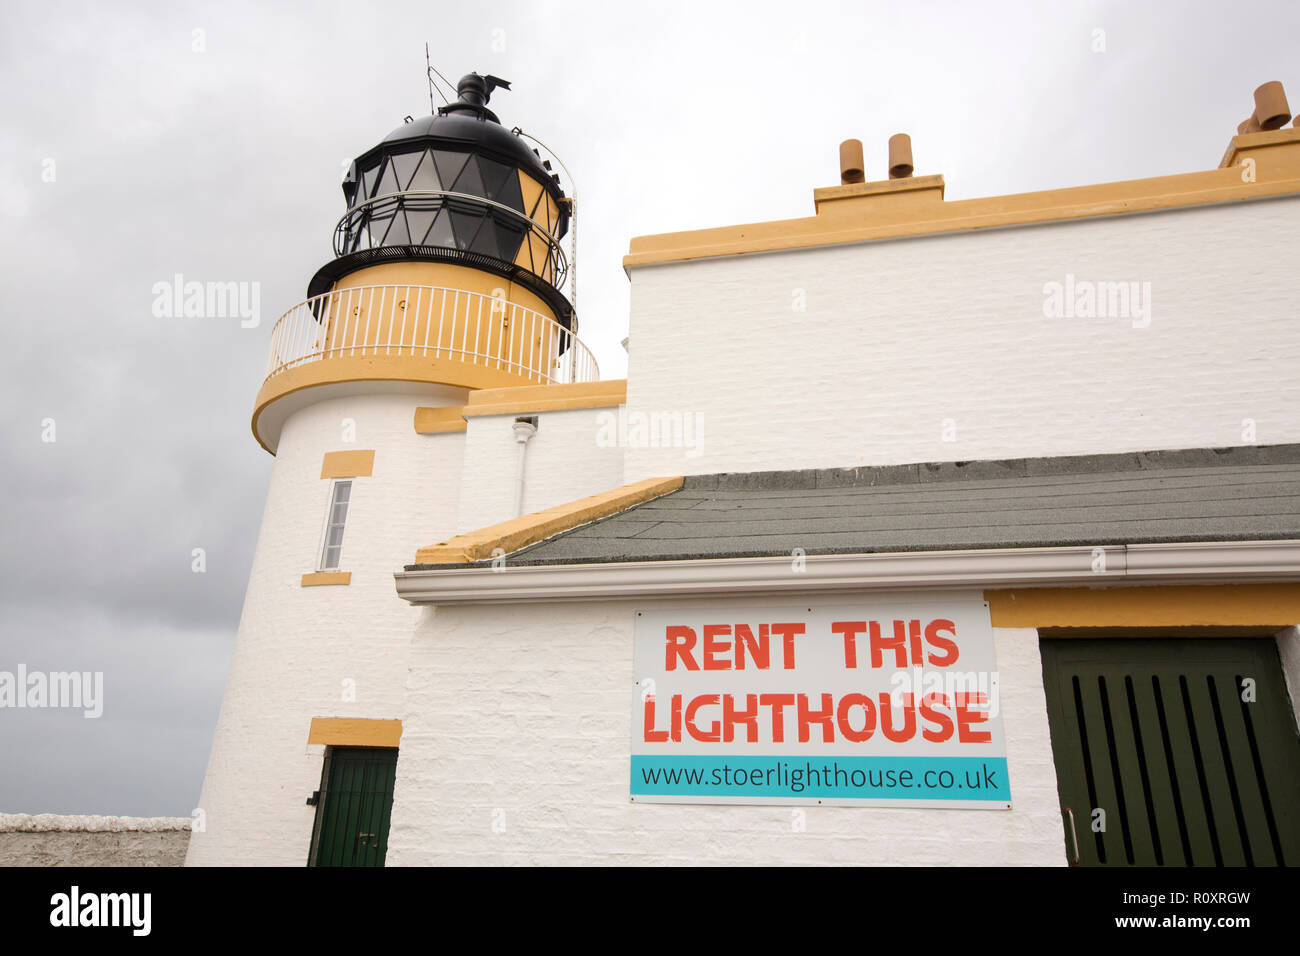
[370,110,563,206]
[409,444,1300,570]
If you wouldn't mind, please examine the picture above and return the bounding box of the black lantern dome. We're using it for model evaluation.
[309,73,572,324]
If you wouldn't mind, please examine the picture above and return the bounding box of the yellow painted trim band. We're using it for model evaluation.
[252,355,549,454]
[462,380,628,417]
[413,475,683,564]
[625,128,1300,268]
[1038,625,1282,638]
[301,571,352,587]
[984,583,1300,629]
[308,717,402,748]
[413,406,468,434]
[321,450,375,479]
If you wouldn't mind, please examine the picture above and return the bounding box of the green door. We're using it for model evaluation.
[309,747,399,867]
[1041,637,1300,866]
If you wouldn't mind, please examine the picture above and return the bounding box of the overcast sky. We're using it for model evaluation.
[1,0,1297,816]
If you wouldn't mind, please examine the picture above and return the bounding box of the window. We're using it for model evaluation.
[319,480,352,571]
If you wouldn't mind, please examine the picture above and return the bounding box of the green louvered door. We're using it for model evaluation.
[1041,638,1300,866]
[309,747,399,867]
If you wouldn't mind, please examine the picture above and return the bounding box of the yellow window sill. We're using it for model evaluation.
[301,571,352,587]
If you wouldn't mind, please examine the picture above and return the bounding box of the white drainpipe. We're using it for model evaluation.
[512,418,538,516]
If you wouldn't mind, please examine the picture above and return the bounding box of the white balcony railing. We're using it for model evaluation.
[262,284,599,386]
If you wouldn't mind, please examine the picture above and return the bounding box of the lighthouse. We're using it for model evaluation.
[187,74,599,866]
[189,71,1300,869]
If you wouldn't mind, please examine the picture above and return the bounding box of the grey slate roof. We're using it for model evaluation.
[407,444,1300,569]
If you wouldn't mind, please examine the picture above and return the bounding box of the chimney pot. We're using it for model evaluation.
[839,139,865,185]
[1253,81,1291,131]
[888,133,914,179]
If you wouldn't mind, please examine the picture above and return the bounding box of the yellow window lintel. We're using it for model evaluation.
[321,449,375,479]
[301,571,351,587]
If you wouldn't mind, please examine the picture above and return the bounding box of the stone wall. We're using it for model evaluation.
[0,814,191,867]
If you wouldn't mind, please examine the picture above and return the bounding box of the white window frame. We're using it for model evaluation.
[317,479,353,572]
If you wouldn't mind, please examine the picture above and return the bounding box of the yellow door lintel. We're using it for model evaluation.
[985,583,1300,629]
[307,717,402,749]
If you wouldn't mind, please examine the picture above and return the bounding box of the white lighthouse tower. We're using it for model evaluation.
[187,74,597,866]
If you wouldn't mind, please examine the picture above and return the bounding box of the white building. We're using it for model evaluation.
[188,75,1300,867]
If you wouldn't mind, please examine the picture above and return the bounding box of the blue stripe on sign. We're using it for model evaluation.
[631,755,1010,801]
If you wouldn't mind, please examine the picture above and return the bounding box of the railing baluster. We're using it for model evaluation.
[337,289,346,357]
[363,288,375,356]
[524,309,532,380]
[545,317,553,384]
[515,304,524,376]
[518,308,526,380]
[475,293,484,369]
[491,299,502,371]
[315,297,325,362]
[437,288,447,360]
[459,290,469,361]
[501,301,511,374]
[397,285,408,355]
[334,289,343,357]
[536,310,544,382]
[345,288,356,356]
[415,286,427,356]
[451,290,461,359]
[526,306,534,377]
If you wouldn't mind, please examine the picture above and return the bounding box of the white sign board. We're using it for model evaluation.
[631,596,1009,808]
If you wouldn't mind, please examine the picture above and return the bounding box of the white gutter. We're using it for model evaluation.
[393,540,1300,606]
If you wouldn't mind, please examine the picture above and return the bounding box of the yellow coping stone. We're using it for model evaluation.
[413,475,683,564]
[461,380,627,417]
[413,406,468,433]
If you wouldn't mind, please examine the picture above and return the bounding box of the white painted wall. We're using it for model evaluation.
[623,196,1300,479]
[186,388,465,866]
[455,406,627,535]
[386,598,1063,866]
